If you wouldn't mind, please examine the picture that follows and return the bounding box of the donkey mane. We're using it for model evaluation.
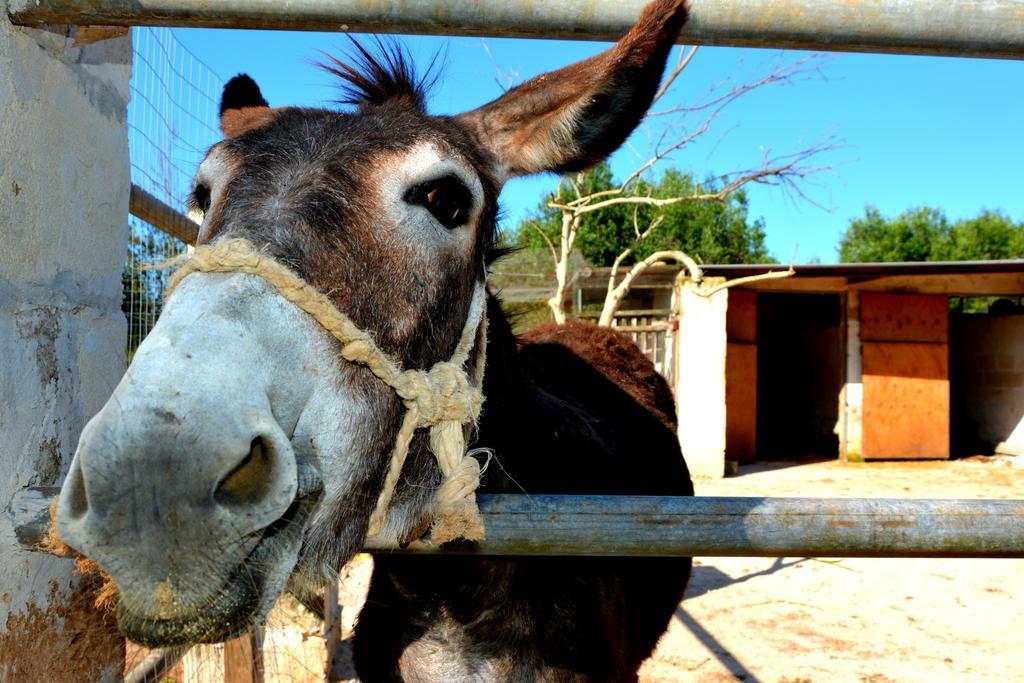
[320,38,442,111]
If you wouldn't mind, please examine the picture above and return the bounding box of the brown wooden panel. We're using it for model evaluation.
[863,342,949,459]
[726,342,757,463]
[224,633,263,683]
[727,289,757,343]
[860,292,948,343]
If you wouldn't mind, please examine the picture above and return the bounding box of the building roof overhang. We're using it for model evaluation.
[581,260,1024,297]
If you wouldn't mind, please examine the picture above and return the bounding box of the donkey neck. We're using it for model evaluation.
[475,297,611,495]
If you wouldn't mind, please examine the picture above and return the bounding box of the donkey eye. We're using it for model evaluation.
[407,176,472,230]
[190,183,212,214]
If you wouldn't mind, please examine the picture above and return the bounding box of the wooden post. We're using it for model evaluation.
[323,581,342,679]
[223,631,263,683]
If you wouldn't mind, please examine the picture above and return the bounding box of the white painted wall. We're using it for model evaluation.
[675,280,728,478]
[0,17,130,679]
[839,290,864,461]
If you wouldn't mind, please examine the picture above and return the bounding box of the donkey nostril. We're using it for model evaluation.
[62,462,90,521]
[215,437,274,506]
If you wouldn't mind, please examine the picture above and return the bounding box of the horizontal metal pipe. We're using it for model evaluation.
[123,646,190,683]
[8,0,1024,60]
[15,488,1023,558]
[380,494,1024,558]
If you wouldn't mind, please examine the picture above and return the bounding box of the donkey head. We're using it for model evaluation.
[56,0,687,647]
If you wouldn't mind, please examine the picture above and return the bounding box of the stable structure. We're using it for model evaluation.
[580,261,1024,476]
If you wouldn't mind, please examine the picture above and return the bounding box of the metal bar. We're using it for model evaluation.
[14,489,1024,557]
[130,183,199,246]
[382,494,1024,558]
[124,646,189,683]
[8,0,1024,60]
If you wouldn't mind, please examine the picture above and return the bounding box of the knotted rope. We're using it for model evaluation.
[161,239,488,544]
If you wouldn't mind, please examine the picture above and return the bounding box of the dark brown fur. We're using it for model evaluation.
[354,304,692,681]
[523,321,678,431]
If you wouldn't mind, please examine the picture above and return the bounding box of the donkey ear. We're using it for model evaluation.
[220,74,275,137]
[458,0,687,179]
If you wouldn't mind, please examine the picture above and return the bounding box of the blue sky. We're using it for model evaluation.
[175,28,1024,264]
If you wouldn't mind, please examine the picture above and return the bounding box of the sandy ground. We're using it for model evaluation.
[640,459,1024,683]
[170,458,1023,682]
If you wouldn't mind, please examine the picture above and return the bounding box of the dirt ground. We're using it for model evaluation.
[215,458,1024,682]
[640,458,1024,683]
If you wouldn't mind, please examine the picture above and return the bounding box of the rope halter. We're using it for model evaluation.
[161,238,488,545]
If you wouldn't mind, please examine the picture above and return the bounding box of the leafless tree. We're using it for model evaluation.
[516,47,838,324]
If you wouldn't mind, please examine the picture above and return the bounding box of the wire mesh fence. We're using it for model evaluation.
[125,26,221,360]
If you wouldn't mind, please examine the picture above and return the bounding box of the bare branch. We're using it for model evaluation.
[524,220,558,265]
[637,213,665,244]
[600,249,702,326]
[699,267,796,297]
[652,45,698,105]
[479,38,520,91]
[532,51,837,326]
[568,173,585,203]
[648,53,829,118]
[551,137,841,216]
[547,210,579,324]
[558,55,831,214]
[616,117,712,192]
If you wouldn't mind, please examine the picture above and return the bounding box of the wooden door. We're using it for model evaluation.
[861,293,949,459]
[726,290,757,463]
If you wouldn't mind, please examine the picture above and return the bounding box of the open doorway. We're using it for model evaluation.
[950,297,1024,457]
[756,293,843,460]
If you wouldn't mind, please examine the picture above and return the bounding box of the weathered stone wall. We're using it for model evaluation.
[0,16,130,681]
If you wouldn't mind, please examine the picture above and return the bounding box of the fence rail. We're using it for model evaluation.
[14,488,1024,559]
[130,184,200,245]
[9,0,1024,60]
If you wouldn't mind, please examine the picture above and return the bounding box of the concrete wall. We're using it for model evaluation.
[840,291,863,461]
[951,313,1024,456]
[0,17,130,680]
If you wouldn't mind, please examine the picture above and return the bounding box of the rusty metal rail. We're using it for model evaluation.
[13,488,1024,558]
[392,494,1024,558]
[8,0,1024,60]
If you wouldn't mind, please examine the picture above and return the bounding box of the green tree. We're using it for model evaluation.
[839,206,1024,263]
[516,163,772,267]
[938,210,1024,261]
[838,206,948,262]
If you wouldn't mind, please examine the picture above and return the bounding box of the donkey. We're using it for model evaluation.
[55,1,693,679]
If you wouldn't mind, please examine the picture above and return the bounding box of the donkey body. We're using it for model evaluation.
[357,319,692,680]
[56,1,693,679]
